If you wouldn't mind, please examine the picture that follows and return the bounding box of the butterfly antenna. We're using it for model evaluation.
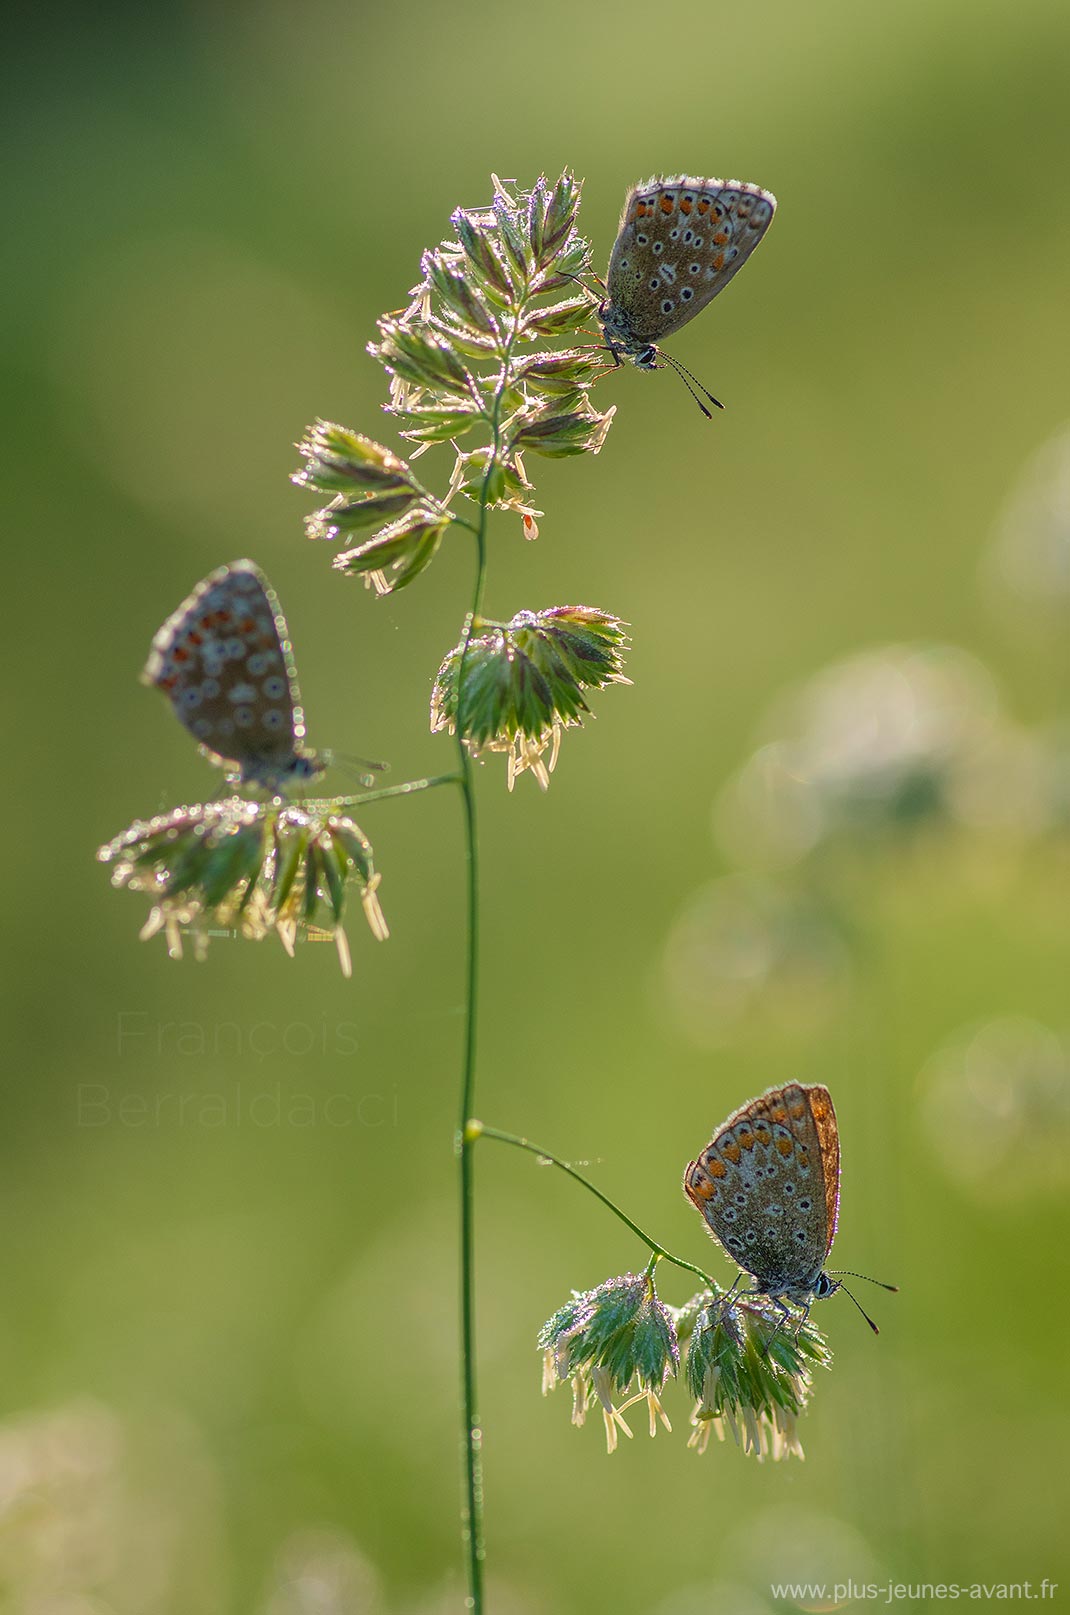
[840,1284,882,1335]
[828,1269,899,1292]
[659,349,724,414]
[334,752,390,788]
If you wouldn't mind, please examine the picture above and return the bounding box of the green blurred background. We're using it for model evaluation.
[5,0,1069,1609]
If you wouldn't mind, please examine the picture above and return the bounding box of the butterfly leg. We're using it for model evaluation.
[754,1294,796,1358]
[723,1271,745,1304]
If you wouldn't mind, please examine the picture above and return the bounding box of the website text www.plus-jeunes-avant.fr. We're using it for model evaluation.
[769,1582,1059,1605]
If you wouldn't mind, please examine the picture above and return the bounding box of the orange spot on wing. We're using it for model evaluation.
[738,1131,756,1150]
[713,230,729,245]
[713,251,726,271]
[679,196,693,214]
[636,202,649,218]
[660,194,674,214]
[697,198,710,213]
[707,1158,727,1178]
[776,1137,794,1157]
[771,1107,787,1123]
[723,1141,741,1164]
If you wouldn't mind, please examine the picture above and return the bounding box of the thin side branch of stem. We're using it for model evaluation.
[476,1124,723,1295]
[323,773,460,810]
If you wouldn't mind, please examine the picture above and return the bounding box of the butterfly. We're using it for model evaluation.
[684,1083,895,1331]
[599,175,776,411]
[141,559,326,792]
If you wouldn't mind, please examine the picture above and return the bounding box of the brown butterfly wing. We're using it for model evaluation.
[683,1082,838,1288]
[605,174,776,346]
[142,560,307,782]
